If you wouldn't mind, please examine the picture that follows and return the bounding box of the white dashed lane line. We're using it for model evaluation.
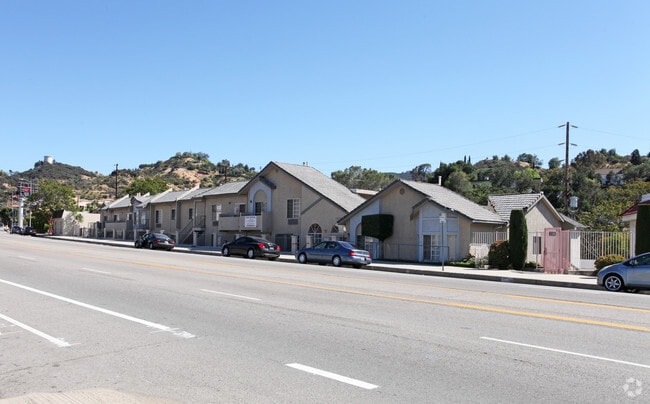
[286,363,379,390]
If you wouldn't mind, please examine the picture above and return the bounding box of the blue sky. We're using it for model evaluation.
[2,1,648,176]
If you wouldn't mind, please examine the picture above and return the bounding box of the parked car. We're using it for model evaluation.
[10,226,22,234]
[597,252,650,292]
[221,236,281,260]
[295,240,372,268]
[134,233,176,251]
[21,226,37,236]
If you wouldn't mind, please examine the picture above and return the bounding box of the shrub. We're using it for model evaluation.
[594,254,626,271]
[488,240,510,270]
[450,256,476,268]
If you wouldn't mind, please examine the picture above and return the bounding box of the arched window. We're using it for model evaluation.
[308,223,323,245]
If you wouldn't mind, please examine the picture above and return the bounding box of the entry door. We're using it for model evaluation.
[447,234,457,262]
[543,228,562,273]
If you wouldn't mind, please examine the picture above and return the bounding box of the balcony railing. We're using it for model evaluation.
[218,213,272,233]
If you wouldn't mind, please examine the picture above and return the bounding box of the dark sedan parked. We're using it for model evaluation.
[295,240,372,268]
[21,226,37,236]
[10,226,22,234]
[134,233,176,251]
[597,252,650,292]
[221,236,281,260]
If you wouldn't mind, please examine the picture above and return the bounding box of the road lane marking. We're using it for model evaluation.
[0,312,71,347]
[18,241,650,314]
[0,278,195,339]
[200,289,261,301]
[106,263,650,333]
[81,267,111,274]
[286,363,379,390]
[481,337,650,369]
[10,243,649,331]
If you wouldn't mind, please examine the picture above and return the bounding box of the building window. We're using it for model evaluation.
[287,199,300,219]
[113,214,118,222]
[211,204,221,221]
[254,201,263,215]
[155,210,161,225]
[308,223,323,244]
[533,236,542,255]
[189,208,194,220]
[236,203,246,216]
[171,209,176,221]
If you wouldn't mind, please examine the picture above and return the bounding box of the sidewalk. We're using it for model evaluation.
[47,236,601,291]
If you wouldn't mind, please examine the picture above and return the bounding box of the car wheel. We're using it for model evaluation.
[247,249,255,259]
[603,274,623,292]
[298,253,308,264]
[332,256,342,267]
[222,247,230,257]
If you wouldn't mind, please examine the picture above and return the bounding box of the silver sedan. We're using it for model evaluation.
[295,241,372,268]
[597,252,650,292]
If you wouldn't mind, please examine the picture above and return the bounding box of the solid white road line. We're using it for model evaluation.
[482,337,650,369]
[200,289,261,301]
[0,312,72,347]
[286,363,379,390]
[81,267,111,274]
[0,278,195,339]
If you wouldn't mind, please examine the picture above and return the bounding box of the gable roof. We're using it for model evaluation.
[148,187,198,204]
[403,180,504,224]
[244,162,365,212]
[100,194,134,210]
[487,193,550,222]
[196,181,247,197]
[340,179,504,224]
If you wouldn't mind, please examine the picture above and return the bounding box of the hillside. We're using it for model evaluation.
[0,152,257,201]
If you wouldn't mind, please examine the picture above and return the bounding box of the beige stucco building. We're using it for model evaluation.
[339,179,505,262]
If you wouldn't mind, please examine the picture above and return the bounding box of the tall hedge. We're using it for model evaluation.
[635,204,650,255]
[509,209,528,270]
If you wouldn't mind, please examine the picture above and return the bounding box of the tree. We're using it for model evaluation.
[631,149,642,165]
[26,179,80,231]
[517,153,542,168]
[446,171,472,195]
[635,204,650,255]
[576,181,650,231]
[548,158,562,169]
[331,166,396,190]
[410,163,432,182]
[123,177,169,196]
[509,210,528,270]
[623,159,650,182]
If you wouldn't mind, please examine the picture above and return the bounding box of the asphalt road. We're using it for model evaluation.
[1,233,649,403]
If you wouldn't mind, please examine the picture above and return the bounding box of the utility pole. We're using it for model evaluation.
[115,164,119,199]
[558,122,577,214]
